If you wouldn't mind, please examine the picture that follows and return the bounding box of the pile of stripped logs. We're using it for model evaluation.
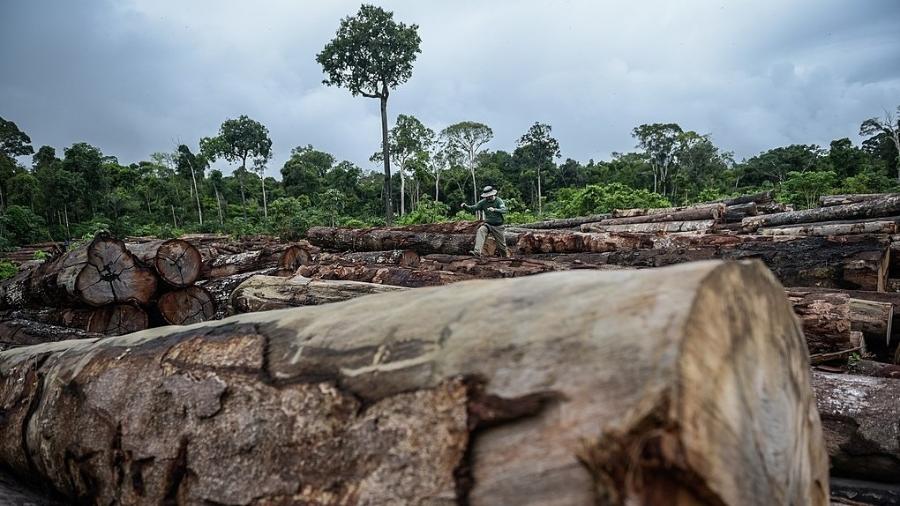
[0,233,311,349]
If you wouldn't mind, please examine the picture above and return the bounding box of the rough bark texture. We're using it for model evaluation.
[812,371,900,483]
[820,194,900,207]
[742,195,900,231]
[581,219,717,234]
[306,225,517,255]
[759,218,900,237]
[723,202,758,222]
[0,318,100,351]
[197,269,274,321]
[786,290,853,354]
[276,244,319,273]
[127,239,202,287]
[417,254,564,278]
[610,203,720,218]
[599,204,724,225]
[830,477,900,505]
[199,248,283,280]
[157,286,216,325]
[518,233,889,291]
[0,261,828,505]
[718,190,774,206]
[517,214,610,229]
[231,275,407,313]
[314,249,422,268]
[297,263,474,288]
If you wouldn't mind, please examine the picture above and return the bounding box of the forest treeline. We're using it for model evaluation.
[1,3,899,253]
[1,107,899,251]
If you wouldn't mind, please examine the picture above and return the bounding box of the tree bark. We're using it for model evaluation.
[723,202,757,222]
[157,285,215,325]
[742,195,900,231]
[0,261,827,505]
[230,275,407,313]
[759,217,900,237]
[717,190,774,206]
[605,204,724,223]
[127,239,202,287]
[849,298,894,351]
[276,244,321,274]
[581,219,718,234]
[306,224,518,256]
[517,214,610,230]
[199,248,284,279]
[830,477,900,505]
[812,370,900,483]
[819,194,900,207]
[198,268,278,320]
[314,249,421,267]
[297,263,473,287]
[0,318,100,351]
[785,290,854,354]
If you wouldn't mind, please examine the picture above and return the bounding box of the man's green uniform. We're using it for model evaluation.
[463,197,510,257]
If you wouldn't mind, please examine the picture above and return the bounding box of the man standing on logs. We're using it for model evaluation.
[461,185,510,257]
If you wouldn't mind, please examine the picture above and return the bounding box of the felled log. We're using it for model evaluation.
[306,221,522,256]
[830,478,900,506]
[315,249,422,267]
[231,275,407,313]
[297,263,473,287]
[600,203,724,225]
[759,217,900,237]
[581,219,717,234]
[200,248,283,279]
[0,261,827,505]
[66,305,149,336]
[516,214,610,229]
[1,233,158,308]
[0,318,100,351]
[718,190,774,206]
[417,254,564,278]
[276,244,320,273]
[848,359,900,379]
[742,195,900,231]
[198,268,278,320]
[786,290,854,354]
[812,371,900,483]
[723,202,757,222]
[789,288,900,360]
[820,193,900,207]
[610,202,719,218]
[849,299,893,351]
[157,286,216,325]
[127,239,202,287]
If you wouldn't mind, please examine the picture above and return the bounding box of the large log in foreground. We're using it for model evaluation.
[231,275,407,313]
[0,261,828,505]
[127,238,202,287]
[812,371,900,483]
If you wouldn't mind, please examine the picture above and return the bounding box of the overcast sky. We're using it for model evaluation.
[2,0,899,178]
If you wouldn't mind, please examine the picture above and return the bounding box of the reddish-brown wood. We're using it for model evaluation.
[157,286,216,325]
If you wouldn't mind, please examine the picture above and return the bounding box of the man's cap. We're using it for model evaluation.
[480,185,498,198]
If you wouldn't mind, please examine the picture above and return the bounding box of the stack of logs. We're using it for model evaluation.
[0,233,312,350]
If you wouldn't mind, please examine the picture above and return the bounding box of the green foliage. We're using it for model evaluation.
[395,199,449,225]
[0,260,16,281]
[0,205,47,245]
[780,171,838,209]
[554,183,670,217]
[33,250,48,261]
[841,169,897,194]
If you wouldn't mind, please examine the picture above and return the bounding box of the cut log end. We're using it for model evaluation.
[157,286,216,325]
[154,239,202,287]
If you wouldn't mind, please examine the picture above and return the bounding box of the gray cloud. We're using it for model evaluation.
[2,0,899,177]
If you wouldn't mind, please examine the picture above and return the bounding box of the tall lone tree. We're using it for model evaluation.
[0,117,34,210]
[317,4,421,225]
[860,106,900,182]
[200,115,272,220]
[439,121,493,213]
[632,122,684,197]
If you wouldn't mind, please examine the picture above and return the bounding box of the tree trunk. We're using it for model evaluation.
[82,305,149,335]
[830,477,900,506]
[0,261,827,505]
[239,158,247,220]
[157,285,215,325]
[536,168,542,215]
[314,249,421,267]
[0,317,100,351]
[306,224,519,256]
[759,217,900,237]
[215,186,224,225]
[785,290,854,354]
[197,268,278,320]
[297,263,473,287]
[517,233,889,291]
[171,204,178,228]
[190,166,203,225]
[812,370,900,483]
[127,239,202,287]
[819,194,900,207]
[724,202,758,222]
[742,195,900,231]
[380,94,393,225]
[261,172,268,219]
[276,244,321,274]
[230,275,406,313]
[199,248,284,280]
[517,214,610,230]
[581,219,718,234]
[600,204,725,225]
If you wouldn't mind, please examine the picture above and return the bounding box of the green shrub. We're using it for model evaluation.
[0,205,48,246]
[555,183,670,217]
[395,199,450,225]
[0,260,17,281]
[779,171,838,209]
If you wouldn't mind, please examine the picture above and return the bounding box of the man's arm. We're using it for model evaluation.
[488,199,508,213]
[463,199,485,211]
